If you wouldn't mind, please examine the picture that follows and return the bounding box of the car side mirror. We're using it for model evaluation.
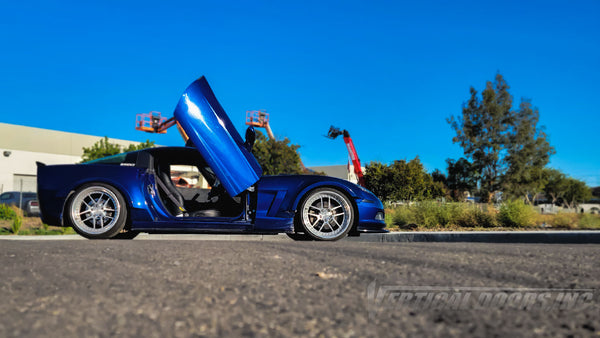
[244,126,256,152]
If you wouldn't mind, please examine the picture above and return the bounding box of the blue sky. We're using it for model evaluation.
[1,1,598,186]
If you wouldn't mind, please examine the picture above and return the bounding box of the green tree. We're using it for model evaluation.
[431,169,447,185]
[542,168,592,209]
[251,130,303,175]
[364,157,445,202]
[448,73,554,201]
[562,178,592,210]
[364,161,393,201]
[81,136,155,162]
[124,139,156,152]
[592,186,600,199]
[430,169,450,199]
[543,168,568,205]
[448,74,513,200]
[445,158,477,201]
[502,100,555,202]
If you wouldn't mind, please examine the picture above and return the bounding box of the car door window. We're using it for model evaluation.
[169,164,209,189]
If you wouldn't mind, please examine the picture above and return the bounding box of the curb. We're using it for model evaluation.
[1,231,599,243]
[347,231,600,244]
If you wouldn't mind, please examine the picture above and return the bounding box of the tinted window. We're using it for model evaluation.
[23,193,37,198]
[85,151,139,165]
[0,193,13,200]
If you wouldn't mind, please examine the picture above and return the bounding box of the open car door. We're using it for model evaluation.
[173,76,263,197]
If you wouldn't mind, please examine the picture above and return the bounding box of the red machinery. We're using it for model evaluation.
[326,126,366,187]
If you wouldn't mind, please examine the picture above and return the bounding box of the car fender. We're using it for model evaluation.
[291,181,361,212]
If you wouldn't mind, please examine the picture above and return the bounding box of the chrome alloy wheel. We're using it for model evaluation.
[70,186,121,235]
[300,189,353,240]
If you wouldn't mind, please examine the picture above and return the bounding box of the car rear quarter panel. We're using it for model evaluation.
[37,164,151,226]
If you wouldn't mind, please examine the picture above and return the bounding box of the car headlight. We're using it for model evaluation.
[375,211,385,221]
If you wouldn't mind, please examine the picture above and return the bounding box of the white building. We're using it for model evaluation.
[0,123,141,193]
[308,164,366,185]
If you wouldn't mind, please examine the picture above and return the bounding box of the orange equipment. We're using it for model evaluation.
[245,110,274,139]
[136,111,177,134]
[135,111,190,143]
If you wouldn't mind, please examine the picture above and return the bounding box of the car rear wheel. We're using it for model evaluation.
[297,188,354,241]
[67,184,127,239]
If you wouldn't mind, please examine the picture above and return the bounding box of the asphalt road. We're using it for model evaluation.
[0,240,598,337]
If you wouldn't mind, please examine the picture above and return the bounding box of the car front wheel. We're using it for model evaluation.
[67,184,128,239]
[297,188,354,241]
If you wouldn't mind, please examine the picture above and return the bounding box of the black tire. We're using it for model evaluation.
[112,230,140,240]
[67,183,128,239]
[295,187,354,241]
[286,233,314,241]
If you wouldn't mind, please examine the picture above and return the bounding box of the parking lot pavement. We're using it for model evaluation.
[1,239,598,337]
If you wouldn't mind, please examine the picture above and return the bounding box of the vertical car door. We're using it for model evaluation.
[173,76,262,197]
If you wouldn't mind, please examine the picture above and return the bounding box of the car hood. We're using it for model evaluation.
[173,77,262,197]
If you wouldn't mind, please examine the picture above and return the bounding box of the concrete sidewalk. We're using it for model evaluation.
[1,231,599,243]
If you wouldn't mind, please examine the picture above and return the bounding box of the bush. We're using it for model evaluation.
[455,205,498,228]
[413,201,441,228]
[391,206,415,228]
[498,200,537,228]
[536,214,554,227]
[579,214,600,229]
[389,202,499,229]
[433,202,464,227]
[10,206,23,234]
[0,204,17,220]
[549,213,579,229]
[384,200,600,230]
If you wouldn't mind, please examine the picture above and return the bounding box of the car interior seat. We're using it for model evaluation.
[155,162,221,218]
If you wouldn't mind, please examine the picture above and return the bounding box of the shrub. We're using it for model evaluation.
[474,206,498,228]
[413,201,441,228]
[436,203,465,227]
[550,213,579,229]
[10,206,23,234]
[0,204,17,220]
[577,214,600,229]
[455,205,498,228]
[498,200,537,228]
[389,202,500,229]
[409,202,465,228]
[536,214,554,227]
[391,206,415,228]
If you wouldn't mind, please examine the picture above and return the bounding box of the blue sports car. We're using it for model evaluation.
[37,77,386,240]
